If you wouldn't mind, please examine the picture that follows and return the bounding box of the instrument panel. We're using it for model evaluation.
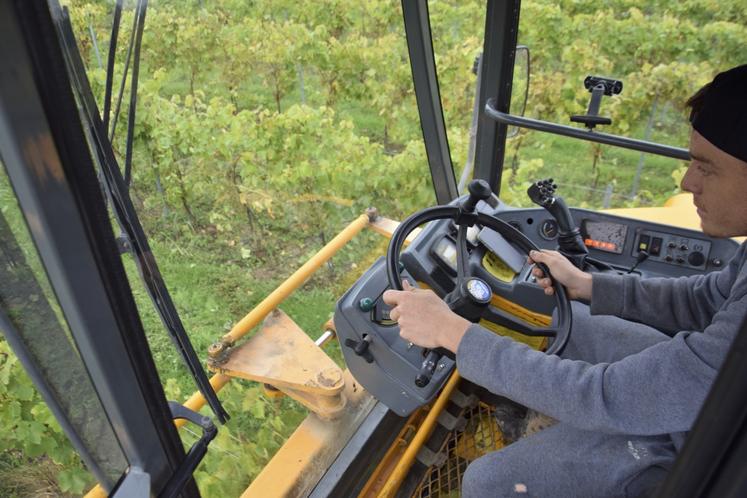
[334,199,740,417]
[496,206,738,278]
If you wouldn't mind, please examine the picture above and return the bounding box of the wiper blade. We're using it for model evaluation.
[56,6,229,424]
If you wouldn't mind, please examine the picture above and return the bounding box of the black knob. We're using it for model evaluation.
[344,335,374,363]
[688,251,706,267]
[415,350,440,387]
[463,179,493,212]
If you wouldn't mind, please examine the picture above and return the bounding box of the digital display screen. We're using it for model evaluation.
[433,237,457,271]
[581,220,628,254]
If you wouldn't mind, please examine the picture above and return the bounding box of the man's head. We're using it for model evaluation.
[681,65,747,238]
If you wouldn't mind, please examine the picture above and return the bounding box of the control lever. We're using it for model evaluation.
[628,250,649,274]
[415,351,441,387]
[344,335,374,363]
[528,178,588,268]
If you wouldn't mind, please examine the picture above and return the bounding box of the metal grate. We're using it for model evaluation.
[413,403,505,497]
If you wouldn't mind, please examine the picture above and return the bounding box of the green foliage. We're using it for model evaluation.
[3,0,746,496]
[0,340,91,496]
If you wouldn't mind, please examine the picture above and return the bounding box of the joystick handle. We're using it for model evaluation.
[528,178,588,266]
[527,178,557,207]
[462,179,493,213]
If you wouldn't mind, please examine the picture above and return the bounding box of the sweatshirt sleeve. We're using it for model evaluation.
[456,289,745,435]
[590,243,746,334]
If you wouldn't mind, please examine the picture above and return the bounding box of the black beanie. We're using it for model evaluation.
[690,64,747,163]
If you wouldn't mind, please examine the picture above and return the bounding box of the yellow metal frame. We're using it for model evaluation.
[357,408,428,497]
[377,371,463,498]
[242,369,376,497]
[210,213,371,356]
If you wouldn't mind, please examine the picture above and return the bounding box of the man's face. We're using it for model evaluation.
[681,129,747,238]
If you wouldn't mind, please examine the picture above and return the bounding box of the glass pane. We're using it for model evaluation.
[430,0,485,190]
[0,161,127,489]
[507,1,747,209]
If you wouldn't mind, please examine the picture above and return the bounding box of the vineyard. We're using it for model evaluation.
[1,0,745,496]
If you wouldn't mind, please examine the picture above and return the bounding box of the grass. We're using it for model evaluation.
[124,234,361,396]
[0,453,73,498]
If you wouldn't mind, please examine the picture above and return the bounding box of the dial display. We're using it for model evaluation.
[581,220,628,254]
[539,219,559,240]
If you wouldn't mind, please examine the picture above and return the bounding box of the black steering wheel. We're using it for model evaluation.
[386,180,572,387]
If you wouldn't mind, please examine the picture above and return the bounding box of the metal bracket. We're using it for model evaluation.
[437,410,466,432]
[485,99,689,161]
[111,466,150,497]
[210,309,347,419]
[115,233,131,254]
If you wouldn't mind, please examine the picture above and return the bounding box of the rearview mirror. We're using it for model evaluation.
[508,44,530,139]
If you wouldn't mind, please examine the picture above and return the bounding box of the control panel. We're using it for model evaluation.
[335,257,455,416]
[633,230,713,270]
[495,207,738,278]
[334,199,558,417]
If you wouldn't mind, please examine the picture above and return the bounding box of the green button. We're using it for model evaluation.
[359,297,375,312]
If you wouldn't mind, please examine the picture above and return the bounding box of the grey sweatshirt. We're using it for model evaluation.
[456,241,747,449]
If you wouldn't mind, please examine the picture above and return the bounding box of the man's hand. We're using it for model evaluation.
[382,280,471,354]
[527,249,593,301]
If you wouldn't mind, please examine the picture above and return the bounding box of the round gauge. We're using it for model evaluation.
[539,219,559,240]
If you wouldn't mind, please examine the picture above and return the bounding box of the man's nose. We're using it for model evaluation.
[680,163,700,194]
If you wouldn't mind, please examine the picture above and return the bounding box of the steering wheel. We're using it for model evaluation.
[386,180,572,387]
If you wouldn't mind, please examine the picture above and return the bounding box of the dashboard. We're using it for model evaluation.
[334,197,740,417]
[497,205,737,278]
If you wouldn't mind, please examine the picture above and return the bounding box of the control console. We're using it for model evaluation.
[334,186,739,418]
[496,207,737,278]
[335,257,455,416]
[334,195,558,417]
[633,230,712,270]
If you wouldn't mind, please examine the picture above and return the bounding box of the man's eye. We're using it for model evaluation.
[697,163,712,176]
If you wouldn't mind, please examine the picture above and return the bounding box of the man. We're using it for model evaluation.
[383,64,747,497]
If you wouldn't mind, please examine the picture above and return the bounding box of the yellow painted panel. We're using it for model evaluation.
[482,251,518,282]
[243,370,375,498]
[606,193,744,243]
[479,318,547,351]
[604,193,702,232]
